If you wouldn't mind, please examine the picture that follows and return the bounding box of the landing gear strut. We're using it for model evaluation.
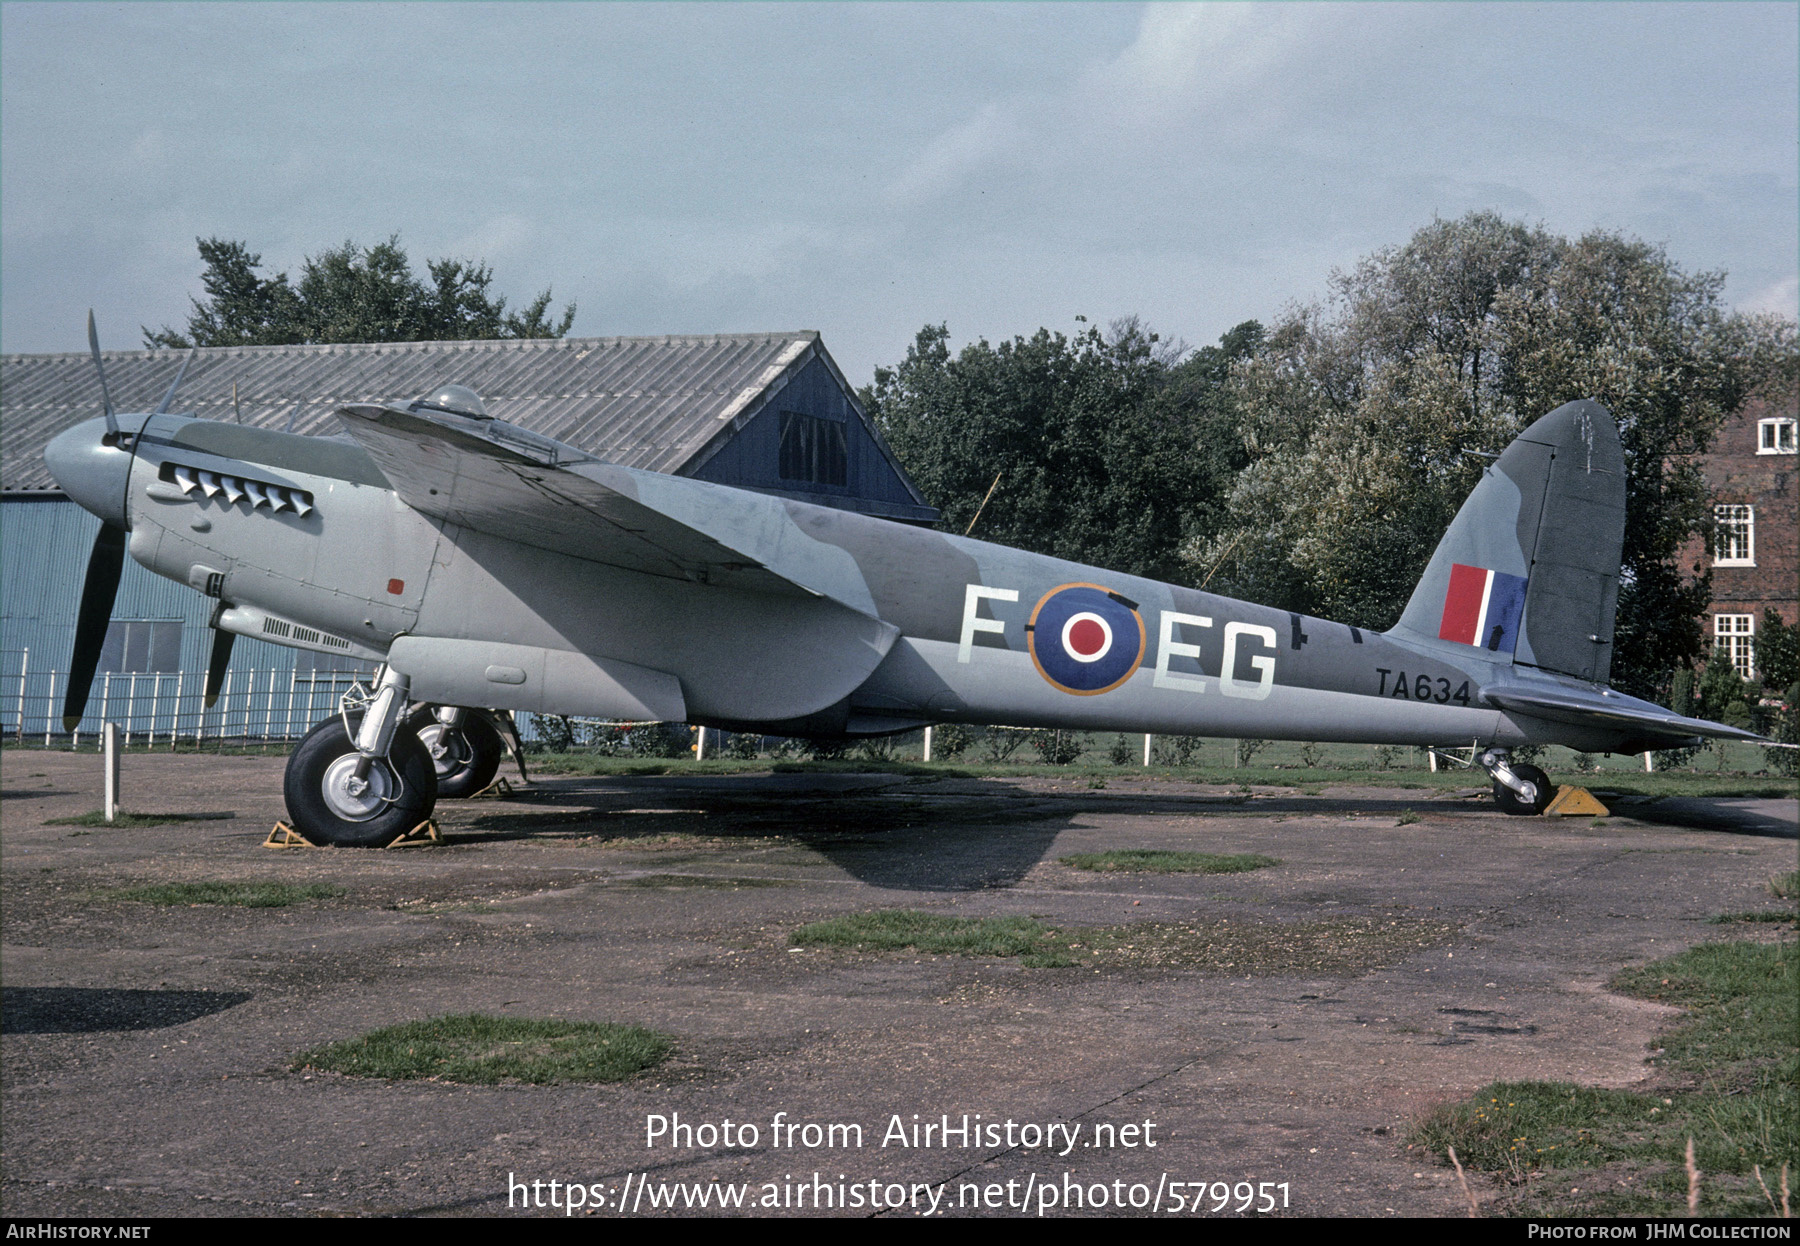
[283,667,437,846]
[1476,747,1553,816]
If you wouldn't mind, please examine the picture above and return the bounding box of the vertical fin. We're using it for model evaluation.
[1388,400,1624,683]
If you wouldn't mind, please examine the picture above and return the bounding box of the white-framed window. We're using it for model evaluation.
[1714,504,1755,566]
[1714,614,1755,680]
[1757,417,1796,455]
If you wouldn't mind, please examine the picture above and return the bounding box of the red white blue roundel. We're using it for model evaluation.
[1027,583,1146,696]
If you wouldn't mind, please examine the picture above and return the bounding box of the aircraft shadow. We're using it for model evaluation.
[1,987,253,1034]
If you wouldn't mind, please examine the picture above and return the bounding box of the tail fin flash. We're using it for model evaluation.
[1390,400,1625,683]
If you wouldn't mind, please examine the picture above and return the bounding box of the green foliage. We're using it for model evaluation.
[294,1014,671,1084]
[1697,647,1750,721]
[1108,733,1136,766]
[1152,734,1203,766]
[865,317,1261,582]
[1192,213,1796,697]
[146,235,574,348]
[723,731,762,760]
[1757,611,1800,691]
[1029,728,1083,765]
[930,723,971,759]
[1058,850,1279,874]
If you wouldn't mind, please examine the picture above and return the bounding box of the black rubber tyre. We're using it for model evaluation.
[405,705,504,799]
[1493,763,1553,816]
[283,715,437,847]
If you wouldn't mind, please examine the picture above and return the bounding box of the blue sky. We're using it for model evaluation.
[3,1,1795,386]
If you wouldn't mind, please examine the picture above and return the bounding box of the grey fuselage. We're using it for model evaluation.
[70,411,1643,754]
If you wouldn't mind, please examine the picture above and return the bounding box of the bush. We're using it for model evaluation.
[1030,729,1083,765]
[1152,734,1202,766]
[724,731,762,760]
[930,723,971,760]
[981,727,1029,763]
[1109,734,1136,766]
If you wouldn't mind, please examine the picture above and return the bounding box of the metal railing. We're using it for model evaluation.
[1,648,364,748]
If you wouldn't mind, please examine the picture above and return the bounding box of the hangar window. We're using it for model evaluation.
[98,620,183,674]
[778,411,848,487]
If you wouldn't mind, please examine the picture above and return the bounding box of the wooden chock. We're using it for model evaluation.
[264,821,319,849]
[472,776,517,799]
[386,819,442,848]
[1544,785,1610,818]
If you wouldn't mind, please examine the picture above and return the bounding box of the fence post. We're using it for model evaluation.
[171,672,183,750]
[99,673,112,752]
[922,725,933,762]
[1143,734,1152,766]
[15,648,27,743]
[48,670,57,749]
[103,722,120,821]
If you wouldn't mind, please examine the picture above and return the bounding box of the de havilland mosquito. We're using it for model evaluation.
[45,315,1764,846]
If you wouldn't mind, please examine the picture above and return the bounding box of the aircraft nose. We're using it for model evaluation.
[44,417,134,528]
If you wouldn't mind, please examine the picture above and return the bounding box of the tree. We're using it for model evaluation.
[144,236,575,348]
[863,318,1259,584]
[1191,212,1797,700]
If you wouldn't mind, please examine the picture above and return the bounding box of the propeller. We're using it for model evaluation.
[154,345,198,415]
[63,523,126,730]
[203,625,235,709]
[86,309,118,440]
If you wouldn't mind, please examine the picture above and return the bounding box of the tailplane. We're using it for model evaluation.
[1389,399,1625,684]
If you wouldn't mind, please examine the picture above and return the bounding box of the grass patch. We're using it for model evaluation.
[48,810,233,828]
[104,881,344,907]
[1708,910,1797,925]
[1771,871,1799,901]
[792,910,1056,958]
[1411,940,1798,1216]
[294,1014,672,1084]
[1059,850,1280,874]
[792,909,1454,975]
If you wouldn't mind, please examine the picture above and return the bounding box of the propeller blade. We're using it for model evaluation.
[154,346,199,415]
[86,310,118,438]
[63,523,127,731]
[203,627,235,708]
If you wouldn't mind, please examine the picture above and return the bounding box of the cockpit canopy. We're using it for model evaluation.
[409,384,489,420]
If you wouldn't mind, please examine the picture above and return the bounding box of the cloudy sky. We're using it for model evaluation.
[3,1,1795,385]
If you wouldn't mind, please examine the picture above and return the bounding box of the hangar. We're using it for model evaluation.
[0,332,937,740]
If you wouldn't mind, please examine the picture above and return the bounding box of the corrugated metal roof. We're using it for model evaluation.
[0,331,880,492]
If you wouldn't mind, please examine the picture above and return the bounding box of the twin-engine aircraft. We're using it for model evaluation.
[46,316,1762,845]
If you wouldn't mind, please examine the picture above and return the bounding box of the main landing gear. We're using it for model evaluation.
[406,704,505,799]
[283,667,436,847]
[1475,747,1553,816]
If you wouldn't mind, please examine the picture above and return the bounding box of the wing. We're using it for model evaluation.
[336,402,901,619]
[334,403,902,722]
[1482,683,1766,749]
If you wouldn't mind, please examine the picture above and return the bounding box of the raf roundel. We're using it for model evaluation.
[1027,583,1146,695]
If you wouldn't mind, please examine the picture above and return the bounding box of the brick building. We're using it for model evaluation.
[1681,392,1799,682]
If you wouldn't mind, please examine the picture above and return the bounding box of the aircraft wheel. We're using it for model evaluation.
[283,715,437,847]
[406,706,504,799]
[1493,763,1553,816]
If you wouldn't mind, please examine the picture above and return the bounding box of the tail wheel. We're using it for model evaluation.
[1493,763,1553,816]
[283,715,437,847]
[407,706,504,799]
